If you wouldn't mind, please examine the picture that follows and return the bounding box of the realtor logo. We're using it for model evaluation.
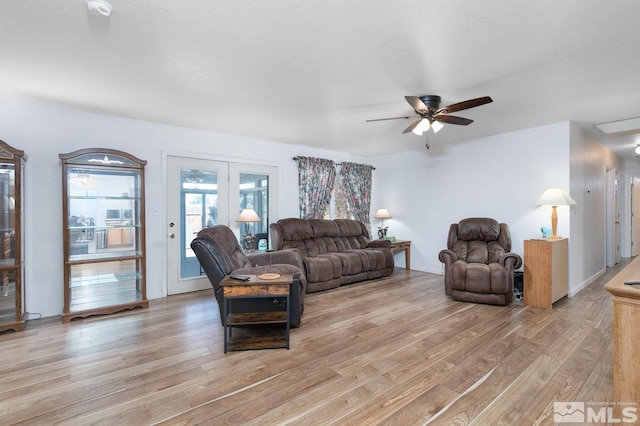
[554,402,585,422]
[554,401,638,423]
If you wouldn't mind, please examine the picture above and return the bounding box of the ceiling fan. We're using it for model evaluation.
[366,95,493,136]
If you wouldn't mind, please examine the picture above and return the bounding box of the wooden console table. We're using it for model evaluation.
[604,258,640,405]
[390,240,411,270]
[220,274,292,353]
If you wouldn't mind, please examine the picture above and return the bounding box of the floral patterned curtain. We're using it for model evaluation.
[338,162,374,234]
[296,156,337,219]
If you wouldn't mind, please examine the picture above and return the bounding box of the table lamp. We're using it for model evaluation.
[374,208,392,239]
[535,188,576,239]
[236,208,261,251]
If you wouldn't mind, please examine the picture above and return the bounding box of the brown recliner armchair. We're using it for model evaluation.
[190,225,307,327]
[438,218,522,305]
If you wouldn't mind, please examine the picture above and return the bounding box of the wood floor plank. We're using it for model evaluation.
[0,260,630,425]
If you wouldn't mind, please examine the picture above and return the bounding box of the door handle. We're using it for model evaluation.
[169,233,175,239]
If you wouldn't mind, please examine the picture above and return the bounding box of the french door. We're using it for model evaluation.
[166,156,278,295]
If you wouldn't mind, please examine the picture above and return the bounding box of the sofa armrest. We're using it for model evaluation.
[499,252,523,271]
[438,249,459,295]
[438,249,458,264]
[246,248,306,274]
[366,239,391,249]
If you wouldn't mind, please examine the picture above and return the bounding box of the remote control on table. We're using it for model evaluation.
[230,274,251,281]
[623,281,640,285]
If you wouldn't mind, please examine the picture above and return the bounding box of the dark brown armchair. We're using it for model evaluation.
[190,225,307,327]
[438,218,522,305]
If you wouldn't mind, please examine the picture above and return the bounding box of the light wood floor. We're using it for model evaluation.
[0,261,630,425]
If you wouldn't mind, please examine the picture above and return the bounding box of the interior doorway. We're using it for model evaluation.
[606,168,622,266]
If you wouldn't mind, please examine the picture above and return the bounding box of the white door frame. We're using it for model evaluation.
[166,156,230,295]
[162,152,280,295]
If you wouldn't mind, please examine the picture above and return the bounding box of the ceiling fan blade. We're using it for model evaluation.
[434,115,474,126]
[402,118,423,134]
[366,115,417,122]
[405,96,428,113]
[437,96,493,114]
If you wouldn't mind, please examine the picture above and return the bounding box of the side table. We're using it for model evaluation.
[390,240,411,270]
[220,274,292,353]
[523,238,568,308]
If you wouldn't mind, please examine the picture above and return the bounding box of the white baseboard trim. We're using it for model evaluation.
[569,267,606,297]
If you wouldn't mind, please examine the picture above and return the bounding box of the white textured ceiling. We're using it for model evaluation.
[2,1,640,159]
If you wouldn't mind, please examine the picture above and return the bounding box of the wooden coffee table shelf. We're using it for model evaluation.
[220,274,292,353]
[226,330,289,352]
[226,311,287,325]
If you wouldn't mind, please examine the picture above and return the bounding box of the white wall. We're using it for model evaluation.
[569,123,624,295]
[373,122,572,275]
[0,100,373,318]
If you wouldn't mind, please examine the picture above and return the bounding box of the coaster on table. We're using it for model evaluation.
[258,273,281,280]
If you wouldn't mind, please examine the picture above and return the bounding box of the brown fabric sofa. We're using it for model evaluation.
[270,218,394,292]
[438,217,522,305]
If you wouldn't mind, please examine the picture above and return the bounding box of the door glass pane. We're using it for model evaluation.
[69,259,143,313]
[0,270,16,323]
[0,164,16,265]
[67,167,141,261]
[239,173,269,249]
[181,169,218,278]
[0,164,18,323]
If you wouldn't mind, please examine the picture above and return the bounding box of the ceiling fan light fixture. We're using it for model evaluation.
[366,94,492,137]
[86,0,112,17]
[635,144,640,155]
[412,119,431,136]
[431,120,444,134]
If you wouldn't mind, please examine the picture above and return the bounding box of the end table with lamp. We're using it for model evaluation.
[374,208,411,269]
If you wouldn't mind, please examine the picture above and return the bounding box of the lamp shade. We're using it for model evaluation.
[431,120,444,133]
[374,208,392,219]
[235,208,261,223]
[411,119,431,136]
[535,188,576,206]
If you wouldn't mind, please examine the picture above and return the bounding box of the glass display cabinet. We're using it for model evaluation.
[60,148,147,322]
[0,140,25,332]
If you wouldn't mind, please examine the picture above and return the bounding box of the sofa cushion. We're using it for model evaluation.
[457,218,500,241]
[362,248,394,270]
[450,260,508,295]
[308,219,340,237]
[280,218,314,240]
[345,249,371,271]
[304,236,339,256]
[336,219,370,249]
[466,240,489,264]
[304,254,342,282]
[335,218,368,237]
[332,251,365,275]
